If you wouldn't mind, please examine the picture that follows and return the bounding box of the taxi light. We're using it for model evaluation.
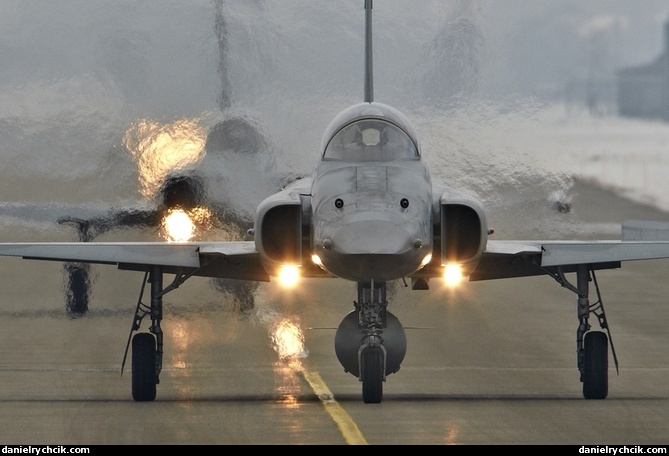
[278,265,300,287]
[163,208,194,242]
[311,254,323,267]
[420,253,432,268]
[443,264,463,287]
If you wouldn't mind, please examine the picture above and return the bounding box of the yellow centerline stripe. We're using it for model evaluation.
[301,370,368,445]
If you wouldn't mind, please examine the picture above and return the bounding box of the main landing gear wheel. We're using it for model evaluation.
[361,346,384,404]
[132,332,157,402]
[583,331,608,400]
[549,265,618,400]
[64,263,91,317]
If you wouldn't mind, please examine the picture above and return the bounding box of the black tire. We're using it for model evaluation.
[361,346,384,404]
[132,333,157,402]
[64,263,90,317]
[583,331,608,400]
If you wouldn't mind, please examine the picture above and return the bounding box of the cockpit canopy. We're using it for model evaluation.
[324,119,418,161]
[321,102,421,162]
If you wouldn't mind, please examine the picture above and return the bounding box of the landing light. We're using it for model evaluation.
[278,265,300,288]
[163,208,194,242]
[443,264,463,287]
[420,253,432,268]
[311,254,323,268]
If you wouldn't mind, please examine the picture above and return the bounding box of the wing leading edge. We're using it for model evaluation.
[3,235,669,285]
[471,239,669,281]
[0,241,269,282]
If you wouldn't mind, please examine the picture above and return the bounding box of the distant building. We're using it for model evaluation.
[616,20,669,121]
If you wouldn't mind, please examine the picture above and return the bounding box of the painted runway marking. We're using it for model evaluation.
[301,371,368,445]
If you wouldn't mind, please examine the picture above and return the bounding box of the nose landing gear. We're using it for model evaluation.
[335,280,407,403]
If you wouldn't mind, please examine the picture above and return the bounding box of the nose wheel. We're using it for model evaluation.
[360,345,385,403]
[356,280,388,403]
[334,280,407,403]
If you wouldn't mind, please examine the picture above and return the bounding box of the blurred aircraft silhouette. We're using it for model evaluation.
[3,0,669,404]
[51,0,298,318]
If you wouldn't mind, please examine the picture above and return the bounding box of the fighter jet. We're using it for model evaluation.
[50,0,294,318]
[2,0,669,404]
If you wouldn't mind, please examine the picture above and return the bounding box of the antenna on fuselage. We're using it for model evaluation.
[364,0,373,103]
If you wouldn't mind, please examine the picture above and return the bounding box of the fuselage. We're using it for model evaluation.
[310,102,434,282]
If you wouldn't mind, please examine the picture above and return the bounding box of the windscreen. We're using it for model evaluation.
[323,119,418,161]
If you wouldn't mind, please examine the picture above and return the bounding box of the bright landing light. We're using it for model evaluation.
[277,265,300,287]
[443,264,463,287]
[311,254,323,267]
[163,208,195,242]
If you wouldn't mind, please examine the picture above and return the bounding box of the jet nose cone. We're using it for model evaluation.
[317,218,430,281]
[331,220,413,255]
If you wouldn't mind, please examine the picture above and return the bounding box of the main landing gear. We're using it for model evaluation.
[548,264,619,399]
[121,265,195,401]
[335,281,407,403]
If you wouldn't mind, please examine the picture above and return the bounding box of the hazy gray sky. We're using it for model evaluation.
[1,1,668,107]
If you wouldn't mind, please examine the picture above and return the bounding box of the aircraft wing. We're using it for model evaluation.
[3,223,669,284]
[471,239,669,281]
[0,202,117,229]
[0,241,269,282]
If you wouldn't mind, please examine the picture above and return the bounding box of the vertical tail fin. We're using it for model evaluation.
[364,0,374,102]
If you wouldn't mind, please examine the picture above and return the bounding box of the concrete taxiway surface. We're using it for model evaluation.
[0,179,669,445]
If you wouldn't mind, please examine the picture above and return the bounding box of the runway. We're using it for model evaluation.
[1,179,669,445]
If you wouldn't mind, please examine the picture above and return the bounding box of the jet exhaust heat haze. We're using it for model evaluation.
[2,1,669,404]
